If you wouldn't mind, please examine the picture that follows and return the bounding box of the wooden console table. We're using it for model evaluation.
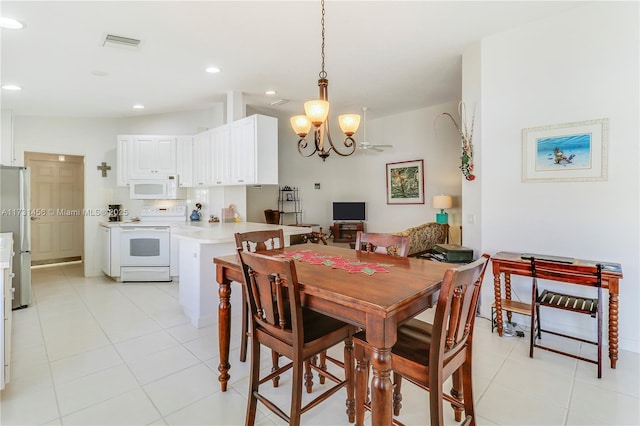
[491,251,623,368]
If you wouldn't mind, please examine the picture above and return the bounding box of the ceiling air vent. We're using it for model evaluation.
[269,99,289,107]
[103,34,141,49]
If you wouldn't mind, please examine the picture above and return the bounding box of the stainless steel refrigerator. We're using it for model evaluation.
[0,166,31,309]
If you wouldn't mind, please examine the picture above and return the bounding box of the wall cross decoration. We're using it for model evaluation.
[97,162,111,177]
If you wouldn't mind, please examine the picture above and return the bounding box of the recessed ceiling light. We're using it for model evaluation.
[265,90,277,96]
[132,104,145,109]
[0,17,24,30]
[205,66,221,74]
[91,70,109,77]
[2,85,22,91]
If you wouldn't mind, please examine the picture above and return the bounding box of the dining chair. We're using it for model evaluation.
[529,257,604,378]
[314,231,410,386]
[354,231,410,257]
[234,230,285,384]
[353,254,490,426]
[237,250,356,425]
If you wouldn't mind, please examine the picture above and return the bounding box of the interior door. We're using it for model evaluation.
[25,152,84,265]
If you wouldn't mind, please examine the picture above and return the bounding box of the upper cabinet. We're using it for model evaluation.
[116,136,132,187]
[116,114,277,187]
[176,136,194,187]
[228,115,278,185]
[131,136,177,178]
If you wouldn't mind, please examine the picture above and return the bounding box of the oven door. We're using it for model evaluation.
[120,227,170,267]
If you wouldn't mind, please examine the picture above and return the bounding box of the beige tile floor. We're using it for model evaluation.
[1,261,638,425]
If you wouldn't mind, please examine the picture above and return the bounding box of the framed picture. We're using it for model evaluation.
[522,118,608,182]
[386,159,425,204]
[286,193,293,201]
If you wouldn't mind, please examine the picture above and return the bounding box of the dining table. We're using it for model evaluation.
[214,244,455,425]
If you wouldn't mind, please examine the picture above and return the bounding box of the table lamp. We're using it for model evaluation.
[433,195,453,224]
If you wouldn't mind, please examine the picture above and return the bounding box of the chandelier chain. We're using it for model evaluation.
[319,0,327,79]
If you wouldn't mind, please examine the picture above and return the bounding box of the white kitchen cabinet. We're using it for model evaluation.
[210,124,230,186]
[192,130,212,187]
[176,135,194,187]
[1,233,14,390]
[228,114,278,185]
[131,136,177,178]
[116,136,132,187]
[100,225,120,277]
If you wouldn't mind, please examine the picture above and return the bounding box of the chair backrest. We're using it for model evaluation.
[529,257,602,288]
[237,250,303,347]
[264,209,281,225]
[235,229,285,253]
[430,254,490,367]
[354,231,410,257]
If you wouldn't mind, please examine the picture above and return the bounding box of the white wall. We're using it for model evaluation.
[466,3,639,352]
[1,110,14,165]
[275,102,463,240]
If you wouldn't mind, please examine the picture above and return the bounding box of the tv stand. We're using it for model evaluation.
[331,222,365,243]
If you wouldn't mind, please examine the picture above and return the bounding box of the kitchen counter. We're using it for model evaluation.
[170,221,311,244]
[171,222,311,327]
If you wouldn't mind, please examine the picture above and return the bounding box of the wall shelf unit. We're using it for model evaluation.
[278,187,302,225]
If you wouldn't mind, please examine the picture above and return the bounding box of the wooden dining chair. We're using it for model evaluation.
[237,250,356,426]
[353,254,490,426]
[314,231,410,386]
[234,230,285,383]
[529,257,604,378]
[354,231,410,257]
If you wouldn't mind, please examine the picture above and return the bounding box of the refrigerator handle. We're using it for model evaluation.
[20,167,31,252]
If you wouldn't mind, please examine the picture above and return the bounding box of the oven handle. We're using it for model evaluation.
[121,227,169,232]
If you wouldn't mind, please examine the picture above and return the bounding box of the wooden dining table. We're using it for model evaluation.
[214,244,454,425]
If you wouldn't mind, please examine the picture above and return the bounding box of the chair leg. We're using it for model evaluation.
[392,372,402,416]
[354,344,368,426]
[245,334,261,426]
[461,355,476,426]
[318,350,327,384]
[304,359,313,393]
[597,287,603,378]
[429,370,445,426]
[290,356,304,426]
[450,370,464,422]
[271,350,280,387]
[240,291,248,363]
[343,338,355,423]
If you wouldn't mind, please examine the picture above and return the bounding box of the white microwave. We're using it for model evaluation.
[130,176,186,200]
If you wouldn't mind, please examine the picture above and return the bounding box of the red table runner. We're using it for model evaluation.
[280,250,393,275]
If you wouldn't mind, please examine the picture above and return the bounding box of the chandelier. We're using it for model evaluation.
[290,0,361,161]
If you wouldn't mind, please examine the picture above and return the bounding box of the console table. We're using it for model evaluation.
[491,251,623,368]
[331,222,364,243]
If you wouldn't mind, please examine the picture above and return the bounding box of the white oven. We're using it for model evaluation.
[119,225,171,282]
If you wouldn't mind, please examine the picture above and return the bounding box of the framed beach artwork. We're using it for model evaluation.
[522,118,608,182]
[386,159,425,204]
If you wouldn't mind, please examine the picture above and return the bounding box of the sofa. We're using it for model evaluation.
[392,222,449,257]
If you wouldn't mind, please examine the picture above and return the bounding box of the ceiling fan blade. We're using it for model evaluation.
[373,144,393,148]
[371,147,384,152]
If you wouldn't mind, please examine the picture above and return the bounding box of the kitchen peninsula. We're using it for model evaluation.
[171,222,311,327]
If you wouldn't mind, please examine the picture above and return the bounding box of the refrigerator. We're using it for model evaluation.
[0,166,31,309]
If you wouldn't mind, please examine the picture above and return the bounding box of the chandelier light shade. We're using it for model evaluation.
[291,0,360,161]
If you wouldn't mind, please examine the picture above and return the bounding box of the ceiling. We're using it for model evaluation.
[1,1,586,120]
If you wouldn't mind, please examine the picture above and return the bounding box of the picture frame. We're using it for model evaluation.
[286,193,293,201]
[386,159,425,204]
[522,118,608,182]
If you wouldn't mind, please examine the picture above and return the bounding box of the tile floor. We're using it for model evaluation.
[1,261,638,425]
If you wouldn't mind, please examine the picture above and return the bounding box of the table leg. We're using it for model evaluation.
[609,292,619,369]
[218,279,231,391]
[370,347,393,426]
[493,272,504,337]
[504,273,513,323]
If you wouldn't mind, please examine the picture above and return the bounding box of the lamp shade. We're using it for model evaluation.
[432,195,453,209]
[338,114,361,136]
[290,115,312,137]
[304,100,330,127]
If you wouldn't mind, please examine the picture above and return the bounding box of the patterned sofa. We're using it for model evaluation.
[392,222,449,257]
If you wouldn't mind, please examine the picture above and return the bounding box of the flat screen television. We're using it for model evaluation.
[332,202,366,221]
